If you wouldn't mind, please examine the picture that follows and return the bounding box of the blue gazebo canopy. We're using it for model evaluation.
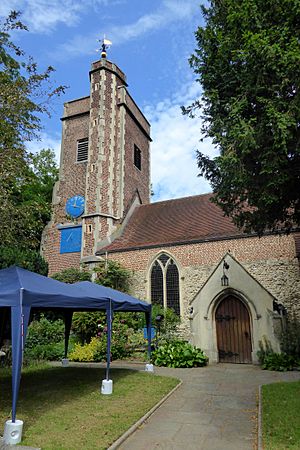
[0,266,152,424]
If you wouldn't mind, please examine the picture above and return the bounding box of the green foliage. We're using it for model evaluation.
[51,267,91,284]
[69,337,100,362]
[0,11,65,265]
[280,313,300,359]
[25,316,65,349]
[150,305,181,341]
[184,0,300,234]
[24,341,67,362]
[257,337,300,371]
[94,260,131,292]
[260,352,298,372]
[0,246,48,275]
[72,312,104,344]
[69,321,134,362]
[152,340,208,368]
[72,311,144,345]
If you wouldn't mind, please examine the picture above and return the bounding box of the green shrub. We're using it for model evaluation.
[69,320,135,362]
[24,341,68,361]
[71,312,105,344]
[280,313,300,359]
[25,316,65,349]
[51,267,91,283]
[0,247,48,275]
[257,337,300,371]
[140,305,181,342]
[71,311,143,345]
[152,340,208,368]
[94,260,131,292]
[260,352,299,372]
[69,337,101,362]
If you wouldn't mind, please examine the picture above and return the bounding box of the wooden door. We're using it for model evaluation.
[216,296,252,363]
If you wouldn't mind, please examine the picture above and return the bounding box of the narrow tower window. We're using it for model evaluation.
[77,138,89,162]
[134,145,141,170]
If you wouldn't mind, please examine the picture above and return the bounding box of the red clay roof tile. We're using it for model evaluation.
[98,193,244,254]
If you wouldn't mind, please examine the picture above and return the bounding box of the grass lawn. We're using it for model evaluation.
[262,380,300,450]
[0,363,179,450]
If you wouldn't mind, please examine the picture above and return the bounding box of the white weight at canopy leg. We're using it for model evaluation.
[3,419,23,445]
[61,358,69,367]
[145,363,154,372]
[101,379,113,395]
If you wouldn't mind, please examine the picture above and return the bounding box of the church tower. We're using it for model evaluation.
[42,50,151,274]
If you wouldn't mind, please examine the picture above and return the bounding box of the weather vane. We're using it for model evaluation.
[98,37,112,59]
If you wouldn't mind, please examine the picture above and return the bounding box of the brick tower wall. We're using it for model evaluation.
[42,58,151,275]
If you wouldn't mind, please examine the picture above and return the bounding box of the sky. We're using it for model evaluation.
[1,0,218,202]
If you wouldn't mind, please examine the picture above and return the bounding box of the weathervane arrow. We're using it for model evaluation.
[97,36,112,59]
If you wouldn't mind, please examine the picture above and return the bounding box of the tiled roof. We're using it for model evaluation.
[98,193,245,254]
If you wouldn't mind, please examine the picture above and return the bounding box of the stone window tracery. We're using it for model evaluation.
[150,253,180,315]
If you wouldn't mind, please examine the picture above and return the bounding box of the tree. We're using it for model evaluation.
[0,149,58,251]
[183,0,300,234]
[0,11,65,272]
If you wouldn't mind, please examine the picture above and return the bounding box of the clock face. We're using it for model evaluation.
[65,195,85,218]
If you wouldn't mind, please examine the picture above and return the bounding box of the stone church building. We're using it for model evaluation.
[42,54,300,364]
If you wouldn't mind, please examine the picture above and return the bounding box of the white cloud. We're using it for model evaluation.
[50,0,198,60]
[146,82,219,202]
[0,0,113,33]
[27,132,61,164]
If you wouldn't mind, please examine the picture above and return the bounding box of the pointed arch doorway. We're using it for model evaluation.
[216,296,252,363]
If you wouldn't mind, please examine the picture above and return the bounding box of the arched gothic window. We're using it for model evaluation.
[150,254,180,315]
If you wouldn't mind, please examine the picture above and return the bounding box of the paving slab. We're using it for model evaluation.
[0,438,40,450]
[113,363,300,450]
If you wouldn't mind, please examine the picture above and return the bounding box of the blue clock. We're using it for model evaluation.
[66,195,85,218]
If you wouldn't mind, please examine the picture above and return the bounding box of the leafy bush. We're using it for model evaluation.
[152,340,208,368]
[260,353,299,372]
[94,260,131,292]
[51,267,91,283]
[0,247,48,275]
[24,341,67,361]
[25,316,65,349]
[69,320,135,362]
[72,312,104,344]
[280,313,300,360]
[140,305,181,342]
[69,337,101,362]
[257,337,300,371]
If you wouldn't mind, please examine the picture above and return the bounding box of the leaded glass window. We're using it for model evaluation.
[151,261,163,308]
[150,254,180,315]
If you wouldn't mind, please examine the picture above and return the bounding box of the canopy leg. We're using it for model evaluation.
[145,310,154,372]
[101,300,113,395]
[62,310,73,367]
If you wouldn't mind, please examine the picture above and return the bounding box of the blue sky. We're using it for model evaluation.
[1,0,217,201]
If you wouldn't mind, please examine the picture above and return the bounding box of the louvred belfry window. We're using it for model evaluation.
[77,138,88,162]
[150,254,180,315]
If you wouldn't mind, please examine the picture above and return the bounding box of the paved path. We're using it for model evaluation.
[116,363,300,450]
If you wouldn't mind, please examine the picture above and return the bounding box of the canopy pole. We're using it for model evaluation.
[11,289,30,423]
[106,299,112,381]
[64,310,73,359]
[146,310,152,361]
[101,300,113,395]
